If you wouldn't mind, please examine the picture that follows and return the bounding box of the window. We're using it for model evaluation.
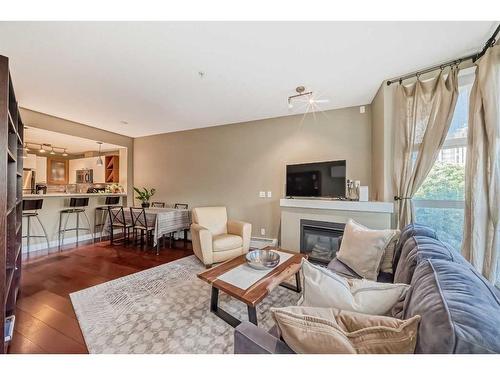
[413,70,474,251]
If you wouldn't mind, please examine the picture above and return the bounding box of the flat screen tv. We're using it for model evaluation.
[286,160,346,199]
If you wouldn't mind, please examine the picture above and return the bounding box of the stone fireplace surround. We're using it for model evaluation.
[280,198,394,255]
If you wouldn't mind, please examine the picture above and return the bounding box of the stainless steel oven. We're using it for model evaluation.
[76,169,93,184]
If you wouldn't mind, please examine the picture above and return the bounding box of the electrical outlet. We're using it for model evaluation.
[359,105,366,114]
[259,191,266,198]
[267,191,272,198]
[260,228,266,236]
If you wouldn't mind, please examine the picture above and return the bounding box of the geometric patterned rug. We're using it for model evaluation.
[70,255,300,353]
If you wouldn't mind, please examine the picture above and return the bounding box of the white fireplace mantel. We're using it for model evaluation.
[279,198,394,213]
[279,198,395,253]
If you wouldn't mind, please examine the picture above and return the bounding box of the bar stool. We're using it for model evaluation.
[94,196,121,242]
[58,197,92,250]
[22,199,50,255]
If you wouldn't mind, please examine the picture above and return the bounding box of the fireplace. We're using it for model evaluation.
[300,219,345,264]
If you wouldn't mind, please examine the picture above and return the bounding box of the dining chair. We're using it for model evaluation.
[171,203,189,244]
[151,202,166,208]
[130,207,155,249]
[107,206,132,245]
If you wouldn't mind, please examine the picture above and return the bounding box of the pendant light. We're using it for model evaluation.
[62,148,68,157]
[96,142,103,166]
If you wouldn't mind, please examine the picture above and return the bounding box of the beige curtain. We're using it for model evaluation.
[462,45,500,284]
[393,69,459,229]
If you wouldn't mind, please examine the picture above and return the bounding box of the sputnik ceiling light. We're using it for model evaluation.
[287,86,329,111]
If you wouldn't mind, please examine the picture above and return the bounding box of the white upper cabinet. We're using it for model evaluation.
[23,153,37,169]
[35,156,47,183]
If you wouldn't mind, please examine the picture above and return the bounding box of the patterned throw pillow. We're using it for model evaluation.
[272,305,420,354]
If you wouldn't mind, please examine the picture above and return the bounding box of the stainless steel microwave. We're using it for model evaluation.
[76,169,93,184]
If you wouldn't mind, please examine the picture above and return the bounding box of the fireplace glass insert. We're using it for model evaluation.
[300,219,345,264]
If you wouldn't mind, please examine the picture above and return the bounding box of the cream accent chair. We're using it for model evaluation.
[190,206,251,267]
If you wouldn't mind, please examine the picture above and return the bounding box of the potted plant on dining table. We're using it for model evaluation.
[134,187,156,208]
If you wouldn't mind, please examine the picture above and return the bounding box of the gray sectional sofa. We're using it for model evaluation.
[234,224,500,354]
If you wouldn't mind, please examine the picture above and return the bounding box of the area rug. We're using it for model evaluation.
[70,255,300,354]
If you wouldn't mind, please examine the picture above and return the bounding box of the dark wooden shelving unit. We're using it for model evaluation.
[105,155,120,183]
[1,55,23,354]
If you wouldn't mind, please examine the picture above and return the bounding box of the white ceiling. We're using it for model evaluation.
[24,127,123,155]
[0,22,496,137]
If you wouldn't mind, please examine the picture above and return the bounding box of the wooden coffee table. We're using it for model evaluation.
[197,248,306,327]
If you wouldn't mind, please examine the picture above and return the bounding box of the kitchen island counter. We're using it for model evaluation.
[23,193,127,198]
[21,193,128,253]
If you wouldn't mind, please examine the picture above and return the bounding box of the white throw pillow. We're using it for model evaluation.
[336,219,396,280]
[300,259,409,316]
[379,229,401,274]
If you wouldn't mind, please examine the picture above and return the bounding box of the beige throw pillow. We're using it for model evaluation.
[379,229,401,274]
[337,219,396,280]
[300,259,409,316]
[271,306,420,354]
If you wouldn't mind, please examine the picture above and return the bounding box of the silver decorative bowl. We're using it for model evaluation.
[246,249,280,270]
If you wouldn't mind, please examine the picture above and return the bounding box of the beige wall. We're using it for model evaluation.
[19,108,134,202]
[134,106,372,238]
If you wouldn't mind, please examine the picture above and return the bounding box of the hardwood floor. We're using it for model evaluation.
[8,240,193,354]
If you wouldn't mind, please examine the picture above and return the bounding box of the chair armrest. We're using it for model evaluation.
[234,322,295,354]
[227,220,252,252]
[190,223,213,265]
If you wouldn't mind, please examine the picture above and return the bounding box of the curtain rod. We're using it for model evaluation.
[387,23,500,86]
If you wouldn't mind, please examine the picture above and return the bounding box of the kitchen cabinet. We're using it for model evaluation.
[47,157,68,185]
[24,153,37,169]
[23,154,47,183]
[35,156,47,183]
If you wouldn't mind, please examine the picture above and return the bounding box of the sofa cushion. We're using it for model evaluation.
[336,219,396,280]
[301,260,409,316]
[212,233,242,252]
[394,236,458,285]
[271,306,421,354]
[402,258,500,353]
[393,224,437,274]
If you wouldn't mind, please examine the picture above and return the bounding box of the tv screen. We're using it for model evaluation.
[286,160,346,198]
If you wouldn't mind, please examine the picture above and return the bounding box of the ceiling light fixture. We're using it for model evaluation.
[287,86,329,109]
[62,149,68,157]
[96,142,103,166]
[39,145,46,153]
[50,147,56,155]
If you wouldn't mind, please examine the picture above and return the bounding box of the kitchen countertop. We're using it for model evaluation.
[23,193,127,198]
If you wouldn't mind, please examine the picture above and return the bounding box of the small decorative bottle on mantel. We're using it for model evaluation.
[346,179,360,201]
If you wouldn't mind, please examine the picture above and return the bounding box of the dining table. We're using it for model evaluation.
[106,206,192,251]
